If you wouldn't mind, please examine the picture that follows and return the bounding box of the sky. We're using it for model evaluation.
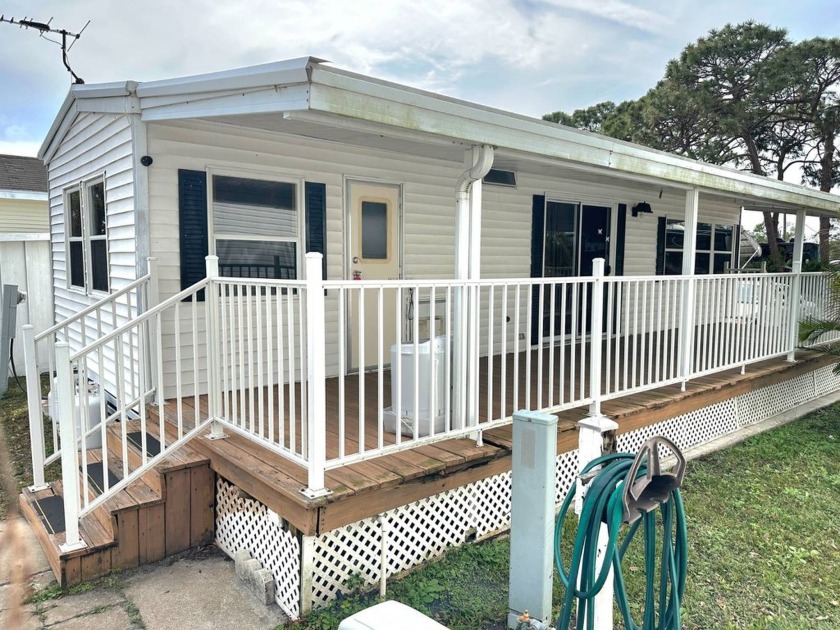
[0,0,838,235]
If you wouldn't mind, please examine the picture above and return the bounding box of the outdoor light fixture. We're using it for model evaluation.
[632,202,653,217]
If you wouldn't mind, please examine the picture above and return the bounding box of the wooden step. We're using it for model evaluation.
[20,421,214,587]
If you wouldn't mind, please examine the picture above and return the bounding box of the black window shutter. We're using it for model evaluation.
[305,182,327,279]
[178,169,208,300]
[530,195,545,345]
[655,216,666,275]
[614,203,627,276]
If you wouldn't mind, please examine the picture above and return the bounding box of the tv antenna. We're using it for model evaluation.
[0,15,90,84]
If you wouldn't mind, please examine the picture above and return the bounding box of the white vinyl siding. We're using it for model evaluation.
[46,112,137,389]
[0,197,50,234]
[146,120,741,393]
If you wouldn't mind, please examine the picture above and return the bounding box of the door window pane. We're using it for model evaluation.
[696,223,712,250]
[361,201,388,260]
[713,253,731,273]
[694,252,710,274]
[714,225,734,251]
[664,251,683,275]
[544,202,577,278]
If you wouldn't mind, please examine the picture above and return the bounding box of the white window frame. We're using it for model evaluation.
[207,169,305,280]
[663,219,736,275]
[64,174,109,294]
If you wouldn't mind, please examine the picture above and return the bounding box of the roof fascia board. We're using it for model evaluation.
[0,190,48,201]
[0,233,50,242]
[308,78,839,214]
[76,96,141,115]
[135,58,314,99]
[40,101,80,164]
[140,84,310,122]
[138,86,277,109]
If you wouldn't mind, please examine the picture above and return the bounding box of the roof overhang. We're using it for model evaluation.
[38,57,840,217]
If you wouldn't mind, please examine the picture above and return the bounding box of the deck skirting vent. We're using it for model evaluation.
[214,364,840,617]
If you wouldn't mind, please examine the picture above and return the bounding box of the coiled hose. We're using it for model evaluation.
[554,452,688,630]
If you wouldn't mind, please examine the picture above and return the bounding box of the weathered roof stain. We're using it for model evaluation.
[0,154,48,192]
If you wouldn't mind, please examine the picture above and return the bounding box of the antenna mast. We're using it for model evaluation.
[0,15,90,84]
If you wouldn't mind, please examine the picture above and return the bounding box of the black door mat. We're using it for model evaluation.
[126,431,161,457]
[32,495,66,534]
[82,462,121,495]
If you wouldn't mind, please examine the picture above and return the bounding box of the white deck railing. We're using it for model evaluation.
[25,254,831,548]
[23,259,159,490]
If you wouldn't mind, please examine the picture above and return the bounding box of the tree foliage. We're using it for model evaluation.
[543,22,840,263]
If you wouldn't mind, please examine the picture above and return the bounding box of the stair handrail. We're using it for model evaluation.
[24,259,159,491]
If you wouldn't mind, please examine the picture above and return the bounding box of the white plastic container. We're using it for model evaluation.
[46,378,103,450]
[338,600,449,629]
[390,335,446,417]
[383,335,447,437]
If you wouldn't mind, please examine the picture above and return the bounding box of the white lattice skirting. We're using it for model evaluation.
[214,364,840,618]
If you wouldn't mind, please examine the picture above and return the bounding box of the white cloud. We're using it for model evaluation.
[0,139,41,157]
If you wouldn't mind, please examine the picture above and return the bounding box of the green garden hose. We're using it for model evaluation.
[554,452,688,630]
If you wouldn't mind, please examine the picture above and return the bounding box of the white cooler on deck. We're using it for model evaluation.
[383,335,447,437]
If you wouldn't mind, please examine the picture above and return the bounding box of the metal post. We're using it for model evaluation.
[56,342,86,552]
[508,410,558,629]
[205,255,226,439]
[678,189,699,390]
[302,253,329,498]
[787,210,806,362]
[588,259,605,418]
[23,325,48,490]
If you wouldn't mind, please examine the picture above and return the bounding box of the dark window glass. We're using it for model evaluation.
[69,190,82,237]
[70,242,84,287]
[696,223,712,250]
[713,253,731,273]
[665,220,684,249]
[216,240,297,279]
[664,251,683,275]
[213,176,295,209]
[89,183,106,235]
[544,202,577,278]
[91,240,108,291]
[361,201,388,260]
[695,252,710,274]
[714,225,733,252]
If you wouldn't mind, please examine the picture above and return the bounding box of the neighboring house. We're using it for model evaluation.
[0,154,52,368]
[21,58,840,617]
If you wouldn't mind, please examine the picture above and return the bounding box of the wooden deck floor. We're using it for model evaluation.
[149,348,834,536]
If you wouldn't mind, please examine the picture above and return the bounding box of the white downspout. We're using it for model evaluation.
[453,145,494,430]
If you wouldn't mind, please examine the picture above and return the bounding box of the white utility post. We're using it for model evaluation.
[508,409,558,629]
[678,189,699,389]
[787,209,806,361]
[303,253,330,498]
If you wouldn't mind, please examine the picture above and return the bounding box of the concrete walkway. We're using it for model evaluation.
[0,519,288,629]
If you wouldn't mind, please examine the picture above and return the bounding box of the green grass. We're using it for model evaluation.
[0,375,58,520]
[293,405,840,629]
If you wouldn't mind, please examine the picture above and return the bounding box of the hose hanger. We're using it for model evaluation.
[622,436,686,524]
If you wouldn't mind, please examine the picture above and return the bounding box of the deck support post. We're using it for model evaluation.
[787,209,806,362]
[205,256,226,439]
[23,324,49,491]
[678,189,699,391]
[302,253,330,499]
[56,342,86,553]
[299,534,316,615]
[508,410,558,629]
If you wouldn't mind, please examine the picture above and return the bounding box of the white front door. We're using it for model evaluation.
[346,180,402,371]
